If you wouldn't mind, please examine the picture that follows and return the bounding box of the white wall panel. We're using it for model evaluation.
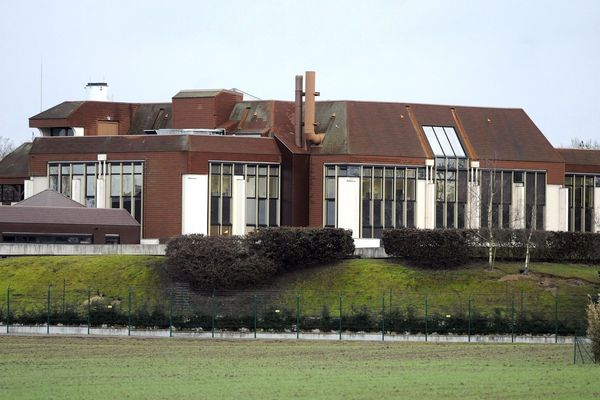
[337,177,360,238]
[181,174,208,235]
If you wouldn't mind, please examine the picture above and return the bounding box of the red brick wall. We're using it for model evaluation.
[29,151,187,241]
[172,97,217,129]
[215,92,243,127]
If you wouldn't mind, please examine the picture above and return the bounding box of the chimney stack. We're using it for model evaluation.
[302,71,324,145]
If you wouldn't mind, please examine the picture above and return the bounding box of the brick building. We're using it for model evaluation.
[0,73,599,243]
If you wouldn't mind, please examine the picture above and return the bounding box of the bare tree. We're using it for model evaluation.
[0,137,14,161]
[466,164,501,271]
[570,137,600,150]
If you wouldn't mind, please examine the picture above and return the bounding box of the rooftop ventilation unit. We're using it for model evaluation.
[144,128,227,136]
[85,82,109,101]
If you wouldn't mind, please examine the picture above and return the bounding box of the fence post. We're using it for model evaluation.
[87,288,91,335]
[381,292,385,342]
[47,285,51,335]
[339,293,343,341]
[211,289,215,339]
[554,292,559,343]
[573,334,577,365]
[128,286,132,337]
[296,292,300,340]
[468,296,472,343]
[168,289,173,338]
[62,279,66,316]
[6,287,10,334]
[253,295,257,339]
[511,293,515,343]
[424,295,428,342]
[389,288,393,310]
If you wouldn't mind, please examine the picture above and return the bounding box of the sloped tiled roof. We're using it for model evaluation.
[173,89,239,99]
[0,205,139,226]
[16,189,85,208]
[452,106,563,163]
[558,148,600,167]
[29,101,85,120]
[0,142,31,177]
[128,103,172,134]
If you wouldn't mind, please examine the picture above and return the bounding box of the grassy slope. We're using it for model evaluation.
[0,256,598,320]
[0,256,166,301]
[269,259,600,317]
[0,336,598,400]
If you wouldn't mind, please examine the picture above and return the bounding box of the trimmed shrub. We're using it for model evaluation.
[165,235,276,289]
[382,228,470,268]
[245,227,355,272]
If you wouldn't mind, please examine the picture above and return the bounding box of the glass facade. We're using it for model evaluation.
[48,161,143,223]
[565,174,598,232]
[323,164,419,238]
[209,162,279,236]
[434,157,469,228]
[480,170,545,230]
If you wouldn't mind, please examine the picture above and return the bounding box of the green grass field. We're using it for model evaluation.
[0,336,597,399]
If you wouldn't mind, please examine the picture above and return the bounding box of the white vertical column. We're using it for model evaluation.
[467,182,481,229]
[545,185,560,231]
[71,179,82,204]
[559,187,569,231]
[232,175,246,236]
[181,174,208,235]
[337,177,360,238]
[594,187,600,233]
[511,183,525,229]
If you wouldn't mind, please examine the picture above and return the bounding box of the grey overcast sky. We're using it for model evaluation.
[0,0,598,146]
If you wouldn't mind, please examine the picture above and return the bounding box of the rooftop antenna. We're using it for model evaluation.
[39,58,43,112]
[231,88,262,100]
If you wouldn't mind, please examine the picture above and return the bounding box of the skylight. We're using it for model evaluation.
[422,126,466,158]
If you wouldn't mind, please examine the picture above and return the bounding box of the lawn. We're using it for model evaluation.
[0,336,597,399]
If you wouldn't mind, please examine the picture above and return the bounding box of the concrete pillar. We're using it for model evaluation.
[181,174,208,235]
[511,183,525,229]
[416,180,427,229]
[467,182,481,229]
[24,179,34,199]
[96,178,106,208]
[71,178,82,204]
[594,187,600,233]
[232,175,246,236]
[559,188,569,231]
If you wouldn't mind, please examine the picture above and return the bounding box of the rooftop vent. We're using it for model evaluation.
[85,82,109,102]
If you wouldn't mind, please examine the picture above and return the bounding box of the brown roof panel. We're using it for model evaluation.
[30,101,85,120]
[16,189,85,208]
[0,205,139,226]
[558,148,600,166]
[344,101,427,158]
[30,135,190,154]
[127,103,172,134]
[0,142,31,177]
[454,106,563,163]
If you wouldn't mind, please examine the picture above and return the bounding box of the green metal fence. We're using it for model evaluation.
[0,285,591,340]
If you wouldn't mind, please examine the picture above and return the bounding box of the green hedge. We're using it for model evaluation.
[382,228,470,268]
[165,228,355,289]
[165,235,276,289]
[246,227,355,272]
[383,228,600,267]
